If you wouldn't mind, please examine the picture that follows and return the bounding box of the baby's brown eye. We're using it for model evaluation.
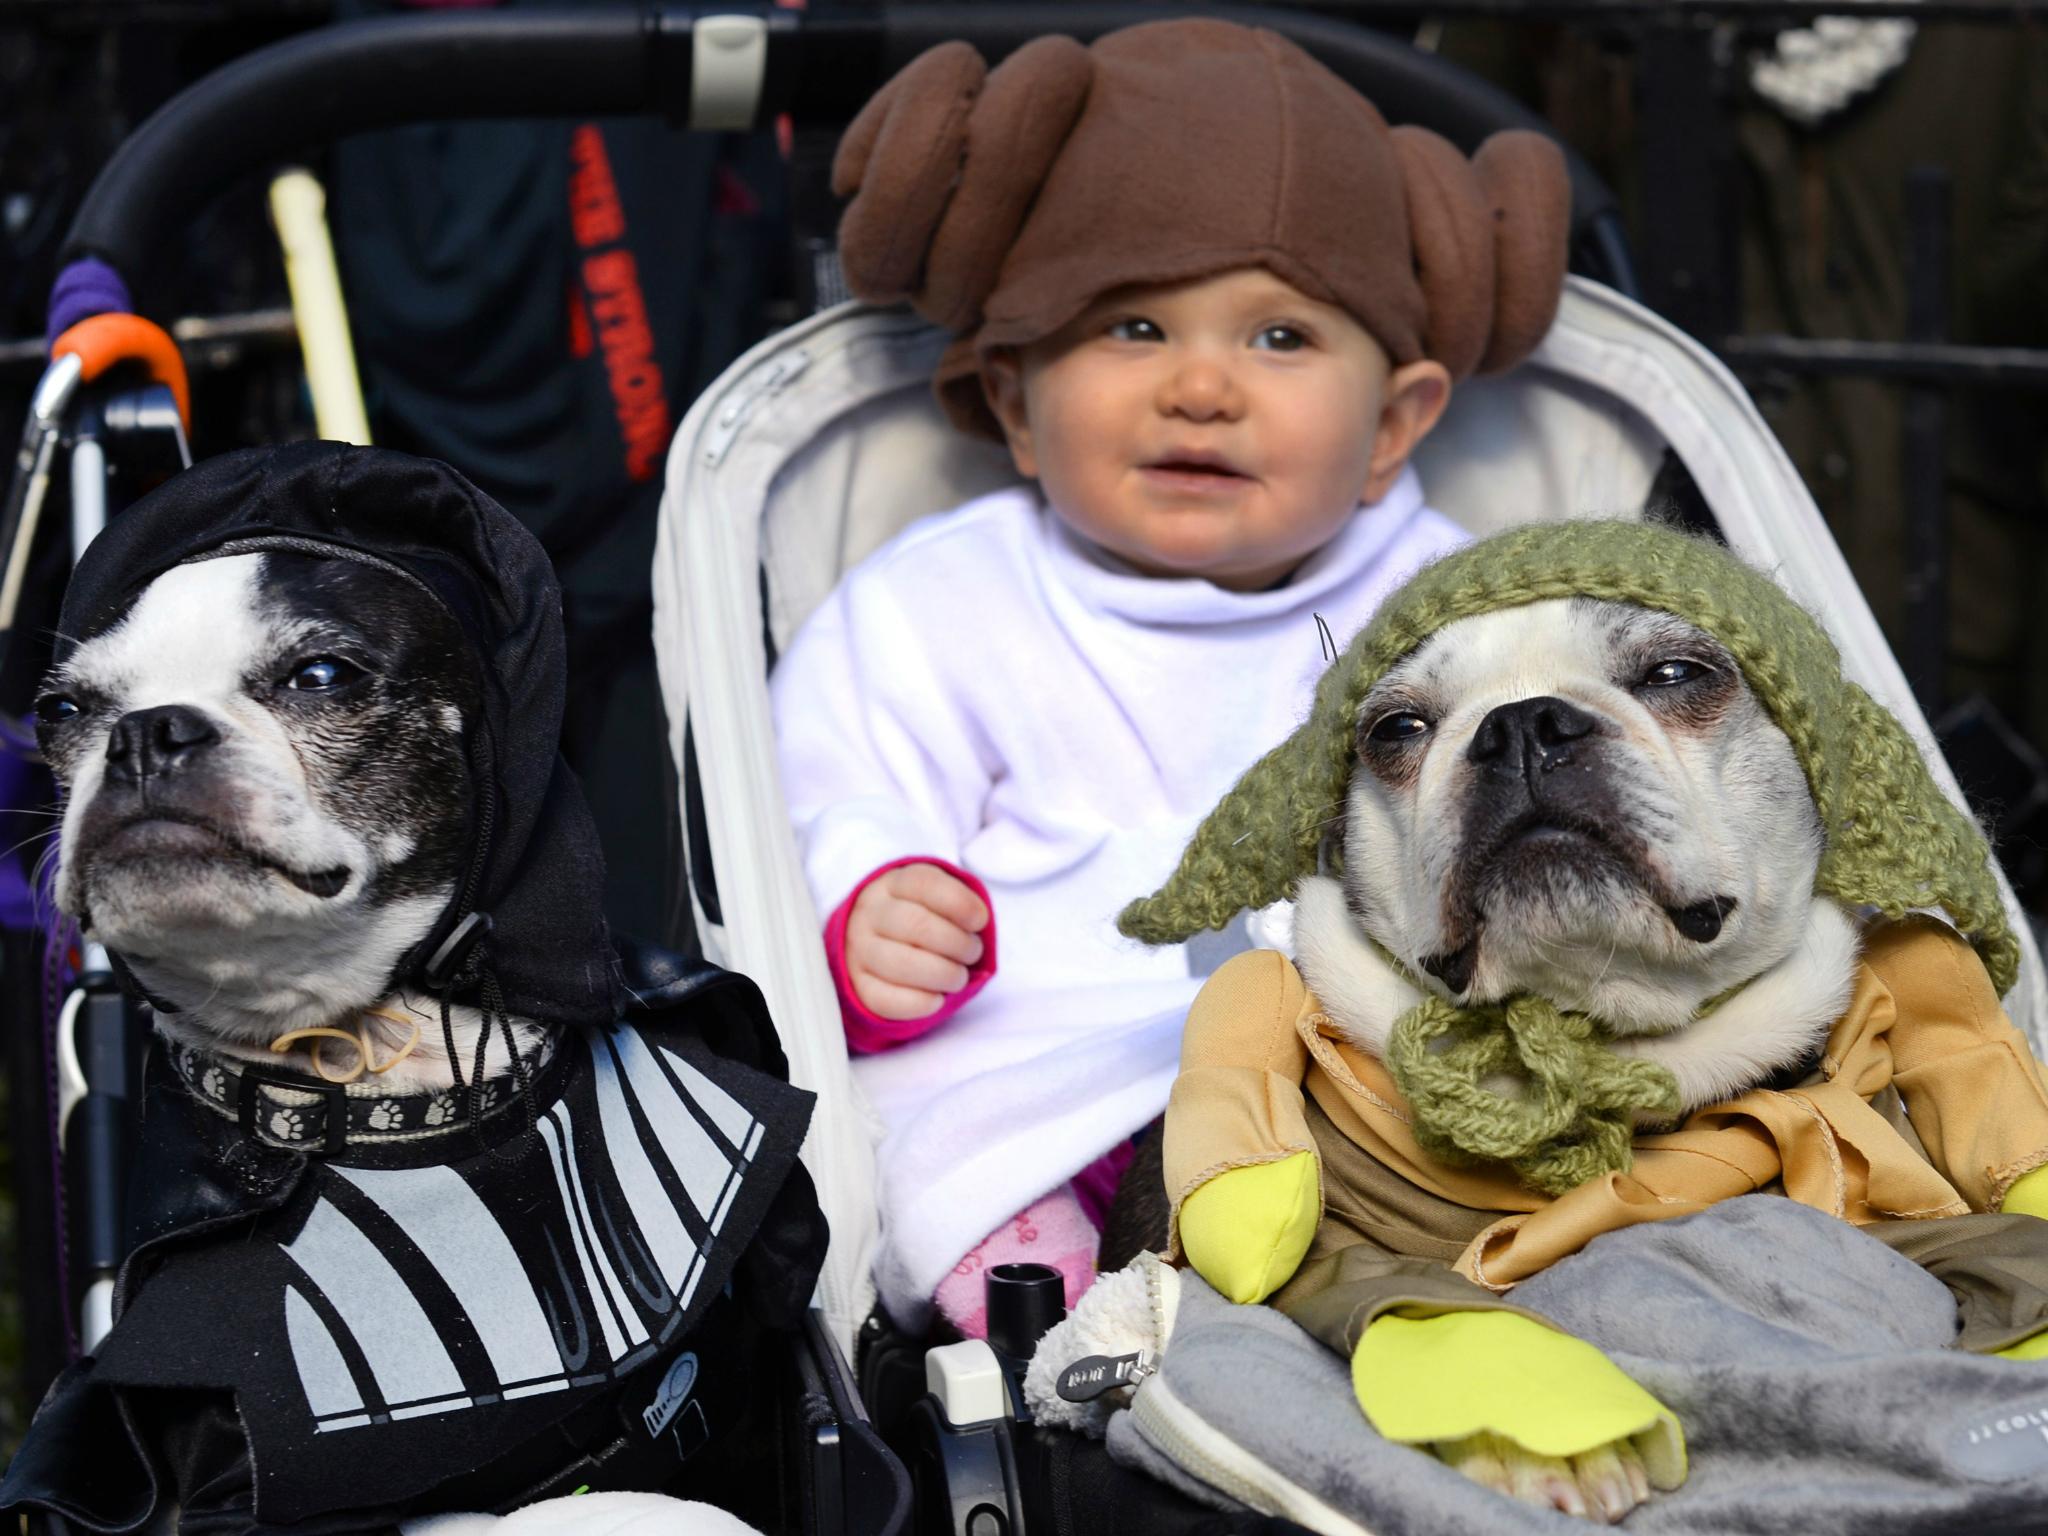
[1107,318,1164,343]
[1252,325,1307,352]
[1368,712,1430,743]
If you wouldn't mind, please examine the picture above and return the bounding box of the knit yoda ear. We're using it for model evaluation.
[1816,684,2020,995]
[1118,686,1360,945]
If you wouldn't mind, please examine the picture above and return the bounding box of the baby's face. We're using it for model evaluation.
[982,269,1444,591]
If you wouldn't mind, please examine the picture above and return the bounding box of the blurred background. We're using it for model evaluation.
[3,0,2046,1448]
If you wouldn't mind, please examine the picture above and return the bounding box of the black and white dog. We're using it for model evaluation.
[0,444,819,1535]
[40,544,518,1092]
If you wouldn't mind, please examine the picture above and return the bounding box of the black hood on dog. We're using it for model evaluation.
[55,440,625,1028]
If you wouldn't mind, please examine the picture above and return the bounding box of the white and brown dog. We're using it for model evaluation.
[1289,595,1860,1518]
[1300,594,1860,1119]
[1096,526,2048,1529]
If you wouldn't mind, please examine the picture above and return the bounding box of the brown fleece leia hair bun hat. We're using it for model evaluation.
[834,18,1574,439]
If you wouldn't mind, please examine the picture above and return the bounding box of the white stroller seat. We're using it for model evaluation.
[652,276,2048,1354]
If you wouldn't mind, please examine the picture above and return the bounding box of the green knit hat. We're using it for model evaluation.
[1118,518,2019,998]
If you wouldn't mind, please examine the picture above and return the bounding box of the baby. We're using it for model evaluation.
[771,18,1570,1335]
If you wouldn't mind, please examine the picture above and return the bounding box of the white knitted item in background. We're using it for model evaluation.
[1750,15,1917,127]
[1024,1255,1177,1437]
[401,1494,766,1535]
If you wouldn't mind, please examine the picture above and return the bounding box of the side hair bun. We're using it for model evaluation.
[1471,131,1571,375]
[1391,126,1571,380]
[1390,126,1496,381]
[833,42,987,306]
[835,38,1094,333]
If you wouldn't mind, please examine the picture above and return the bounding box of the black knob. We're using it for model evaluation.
[985,1262,1065,1362]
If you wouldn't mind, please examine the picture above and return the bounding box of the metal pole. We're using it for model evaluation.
[1902,166,1953,715]
[1637,17,1738,341]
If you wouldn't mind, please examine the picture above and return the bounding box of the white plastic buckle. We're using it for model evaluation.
[690,15,768,132]
[925,1339,1012,1428]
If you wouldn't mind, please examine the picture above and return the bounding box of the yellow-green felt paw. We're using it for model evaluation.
[1354,1309,1687,1490]
[1178,1152,1320,1305]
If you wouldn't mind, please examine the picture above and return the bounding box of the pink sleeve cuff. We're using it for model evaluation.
[824,856,998,1054]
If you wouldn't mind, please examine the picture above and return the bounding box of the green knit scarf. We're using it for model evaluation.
[1120,519,2020,1195]
[1387,993,1679,1195]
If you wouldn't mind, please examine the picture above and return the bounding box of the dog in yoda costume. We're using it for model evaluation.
[1118,519,2048,1523]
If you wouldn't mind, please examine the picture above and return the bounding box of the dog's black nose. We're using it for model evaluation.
[105,704,221,785]
[1468,696,1596,773]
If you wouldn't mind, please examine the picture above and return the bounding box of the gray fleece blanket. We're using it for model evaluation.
[1106,1197,2048,1534]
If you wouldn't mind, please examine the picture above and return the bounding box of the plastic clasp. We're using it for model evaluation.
[691,13,769,130]
[423,909,494,990]
[924,1340,1012,1430]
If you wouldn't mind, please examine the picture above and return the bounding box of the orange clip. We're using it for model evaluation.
[51,312,191,435]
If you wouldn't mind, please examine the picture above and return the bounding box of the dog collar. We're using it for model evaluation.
[164,1032,556,1156]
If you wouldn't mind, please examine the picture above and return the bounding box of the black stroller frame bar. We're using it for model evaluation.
[56,3,1633,296]
[42,0,2044,712]
[1293,0,2046,18]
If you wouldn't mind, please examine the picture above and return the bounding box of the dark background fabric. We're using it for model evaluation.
[328,0,792,946]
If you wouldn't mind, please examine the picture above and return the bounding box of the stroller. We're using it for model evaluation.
[12,3,2047,1533]
[644,8,2048,1528]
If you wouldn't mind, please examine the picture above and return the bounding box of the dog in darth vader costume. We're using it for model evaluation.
[0,443,826,1533]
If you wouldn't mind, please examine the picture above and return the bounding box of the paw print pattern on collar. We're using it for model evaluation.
[166,1036,549,1153]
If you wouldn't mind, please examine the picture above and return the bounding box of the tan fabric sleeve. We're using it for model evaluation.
[1163,950,1318,1228]
[1861,1214,2048,1353]
[1860,919,2048,1210]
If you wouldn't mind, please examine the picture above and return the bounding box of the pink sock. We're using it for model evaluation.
[933,1184,1100,1340]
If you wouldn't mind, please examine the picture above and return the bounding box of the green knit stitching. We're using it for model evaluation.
[1385,994,1680,1195]
[1119,520,2018,1195]
[1119,519,2016,996]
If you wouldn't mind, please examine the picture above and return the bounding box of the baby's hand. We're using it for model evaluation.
[845,863,991,1020]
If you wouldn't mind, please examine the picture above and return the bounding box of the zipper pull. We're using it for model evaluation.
[1054,1350,1157,1404]
[700,349,812,466]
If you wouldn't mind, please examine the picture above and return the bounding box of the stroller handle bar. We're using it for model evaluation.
[56,2,1635,310]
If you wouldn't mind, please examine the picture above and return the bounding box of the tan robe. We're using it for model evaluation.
[1163,917,2048,1355]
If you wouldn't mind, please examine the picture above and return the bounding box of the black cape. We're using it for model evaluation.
[0,958,821,1533]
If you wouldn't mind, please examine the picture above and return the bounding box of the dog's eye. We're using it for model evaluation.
[33,693,80,725]
[1642,659,1710,688]
[282,657,364,692]
[1367,712,1431,744]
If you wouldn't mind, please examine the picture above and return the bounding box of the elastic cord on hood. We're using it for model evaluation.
[54,441,624,1029]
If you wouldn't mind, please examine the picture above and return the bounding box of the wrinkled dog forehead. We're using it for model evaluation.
[1361,598,1739,721]
[55,555,299,724]
[49,549,470,729]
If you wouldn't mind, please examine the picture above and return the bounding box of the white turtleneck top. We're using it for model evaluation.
[769,468,1465,1321]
